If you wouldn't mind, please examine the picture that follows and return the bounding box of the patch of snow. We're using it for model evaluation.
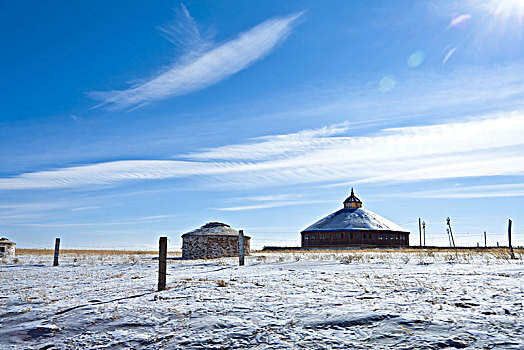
[183,222,240,236]
[302,208,407,232]
[1,250,522,349]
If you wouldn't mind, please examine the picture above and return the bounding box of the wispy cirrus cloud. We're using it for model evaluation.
[184,122,349,161]
[0,160,226,190]
[388,183,524,199]
[157,4,212,54]
[0,201,72,224]
[216,200,332,211]
[1,112,524,191]
[240,194,303,202]
[16,215,175,227]
[71,206,101,212]
[217,193,329,211]
[225,63,524,135]
[89,10,303,109]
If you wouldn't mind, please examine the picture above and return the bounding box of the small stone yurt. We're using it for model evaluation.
[182,222,250,259]
[0,237,16,258]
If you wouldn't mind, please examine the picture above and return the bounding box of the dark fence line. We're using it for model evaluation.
[261,245,523,251]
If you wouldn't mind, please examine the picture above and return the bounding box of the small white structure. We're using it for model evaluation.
[182,222,251,260]
[0,237,16,258]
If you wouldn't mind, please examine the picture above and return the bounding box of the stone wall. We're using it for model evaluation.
[0,244,15,258]
[182,235,251,260]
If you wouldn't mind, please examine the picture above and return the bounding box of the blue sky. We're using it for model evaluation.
[2,0,524,249]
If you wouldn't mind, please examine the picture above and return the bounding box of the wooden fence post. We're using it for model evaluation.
[484,231,487,247]
[508,219,515,259]
[158,237,167,291]
[238,230,245,266]
[53,238,60,266]
[418,218,422,248]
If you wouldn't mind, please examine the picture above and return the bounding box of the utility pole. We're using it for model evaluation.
[446,228,452,247]
[484,231,487,248]
[418,218,422,248]
[446,217,456,247]
[422,221,426,247]
[508,219,515,259]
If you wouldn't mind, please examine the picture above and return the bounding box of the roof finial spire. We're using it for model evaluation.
[343,187,362,208]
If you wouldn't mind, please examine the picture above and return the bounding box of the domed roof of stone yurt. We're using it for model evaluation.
[182,222,245,237]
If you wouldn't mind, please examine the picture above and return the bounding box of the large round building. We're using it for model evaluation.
[301,189,409,248]
[182,222,251,259]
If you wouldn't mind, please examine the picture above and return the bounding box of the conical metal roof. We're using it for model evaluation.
[301,207,407,233]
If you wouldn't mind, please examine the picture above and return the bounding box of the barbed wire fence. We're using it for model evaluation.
[23,230,521,251]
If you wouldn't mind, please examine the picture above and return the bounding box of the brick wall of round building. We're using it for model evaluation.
[182,235,251,259]
[301,230,409,248]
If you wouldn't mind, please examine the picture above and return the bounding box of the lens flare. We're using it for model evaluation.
[482,0,524,36]
[442,47,457,65]
[448,14,472,29]
[485,0,524,21]
[378,75,396,92]
[407,50,426,68]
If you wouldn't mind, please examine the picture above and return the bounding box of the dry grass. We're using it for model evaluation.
[16,249,182,256]
[215,280,228,287]
[251,247,522,264]
[255,247,523,254]
[16,247,521,256]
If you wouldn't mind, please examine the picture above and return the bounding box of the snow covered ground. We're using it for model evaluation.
[1,250,523,349]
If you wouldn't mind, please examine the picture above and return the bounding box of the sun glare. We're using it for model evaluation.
[484,0,524,28]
